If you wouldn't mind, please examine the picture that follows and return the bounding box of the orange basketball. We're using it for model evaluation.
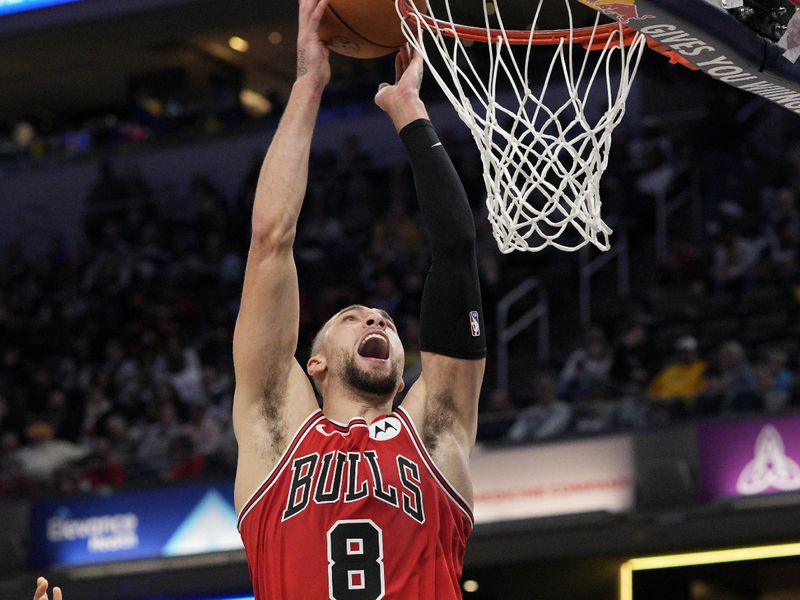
[319,0,426,59]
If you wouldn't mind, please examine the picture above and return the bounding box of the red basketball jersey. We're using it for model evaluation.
[237,406,473,600]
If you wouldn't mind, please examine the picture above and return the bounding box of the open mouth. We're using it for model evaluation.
[357,332,390,361]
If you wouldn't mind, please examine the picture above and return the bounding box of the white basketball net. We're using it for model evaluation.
[396,0,647,253]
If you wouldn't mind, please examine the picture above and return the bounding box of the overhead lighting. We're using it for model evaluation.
[462,580,480,593]
[239,89,273,118]
[268,31,283,45]
[228,36,250,53]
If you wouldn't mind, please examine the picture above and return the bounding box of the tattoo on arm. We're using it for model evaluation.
[297,48,308,78]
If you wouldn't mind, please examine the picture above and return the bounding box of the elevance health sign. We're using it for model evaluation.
[30,482,243,568]
[0,0,81,17]
[697,415,800,502]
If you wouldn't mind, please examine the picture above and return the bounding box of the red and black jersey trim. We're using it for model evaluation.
[237,409,325,530]
[394,407,474,525]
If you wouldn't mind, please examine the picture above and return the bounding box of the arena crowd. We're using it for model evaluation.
[2,83,800,496]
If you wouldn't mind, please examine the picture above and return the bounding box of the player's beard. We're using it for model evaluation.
[339,350,401,397]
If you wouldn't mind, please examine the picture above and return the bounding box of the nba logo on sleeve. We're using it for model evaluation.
[469,311,481,337]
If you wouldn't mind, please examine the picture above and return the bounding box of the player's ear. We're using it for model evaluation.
[307,355,326,378]
[396,377,405,394]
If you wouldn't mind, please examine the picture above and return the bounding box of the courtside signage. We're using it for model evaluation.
[0,0,80,16]
[30,482,243,568]
[470,435,634,523]
[698,415,800,501]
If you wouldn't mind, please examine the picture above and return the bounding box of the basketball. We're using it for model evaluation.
[319,0,426,59]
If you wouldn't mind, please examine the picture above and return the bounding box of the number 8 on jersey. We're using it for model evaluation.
[327,520,385,600]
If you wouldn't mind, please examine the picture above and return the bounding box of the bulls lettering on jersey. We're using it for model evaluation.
[282,449,425,523]
[238,407,473,600]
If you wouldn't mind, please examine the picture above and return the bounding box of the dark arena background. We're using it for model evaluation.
[4,1,800,599]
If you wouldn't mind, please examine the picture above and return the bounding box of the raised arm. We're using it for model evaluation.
[375,48,487,503]
[232,0,329,504]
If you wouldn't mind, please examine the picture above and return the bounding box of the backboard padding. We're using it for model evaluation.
[584,0,800,114]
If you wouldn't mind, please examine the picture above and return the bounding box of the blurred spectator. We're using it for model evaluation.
[42,388,81,442]
[762,189,800,281]
[477,389,518,444]
[189,404,223,458]
[764,187,800,233]
[81,387,112,439]
[648,335,706,416]
[765,348,794,404]
[162,434,207,482]
[748,348,794,414]
[634,144,675,200]
[659,239,708,289]
[0,394,22,433]
[134,402,186,472]
[79,437,126,493]
[367,276,402,314]
[507,376,572,443]
[711,231,764,292]
[718,341,759,411]
[697,341,759,414]
[0,431,31,495]
[15,422,89,482]
[573,400,617,434]
[105,413,134,464]
[155,340,204,405]
[764,219,800,282]
[558,327,614,401]
[754,365,783,414]
[610,319,653,394]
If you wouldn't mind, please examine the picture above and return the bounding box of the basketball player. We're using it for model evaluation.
[232,0,486,597]
[32,0,484,597]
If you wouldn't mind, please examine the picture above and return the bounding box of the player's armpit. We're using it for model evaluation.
[402,360,481,507]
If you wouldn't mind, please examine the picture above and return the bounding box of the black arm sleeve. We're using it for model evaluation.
[400,119,487,360]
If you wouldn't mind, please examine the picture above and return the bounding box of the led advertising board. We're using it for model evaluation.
[697,415,800,501]
[471,435,634,523]
[0,0,81,17]
[30,482,243,568]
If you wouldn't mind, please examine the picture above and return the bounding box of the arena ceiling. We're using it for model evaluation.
[0,0,603,122]
[0,0,298,120]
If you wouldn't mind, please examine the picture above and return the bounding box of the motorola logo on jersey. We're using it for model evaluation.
[369,417,402,441]
[282,450,425,524]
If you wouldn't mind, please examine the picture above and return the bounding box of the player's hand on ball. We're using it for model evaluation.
[297,0,332,85]
[375,44,424,111]
[375,44,428,131]
[33,577,63,600]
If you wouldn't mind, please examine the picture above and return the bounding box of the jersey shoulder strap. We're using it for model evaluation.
[394,406,474,524]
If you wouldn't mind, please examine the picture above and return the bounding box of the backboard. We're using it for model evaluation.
[584,0,800,114]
